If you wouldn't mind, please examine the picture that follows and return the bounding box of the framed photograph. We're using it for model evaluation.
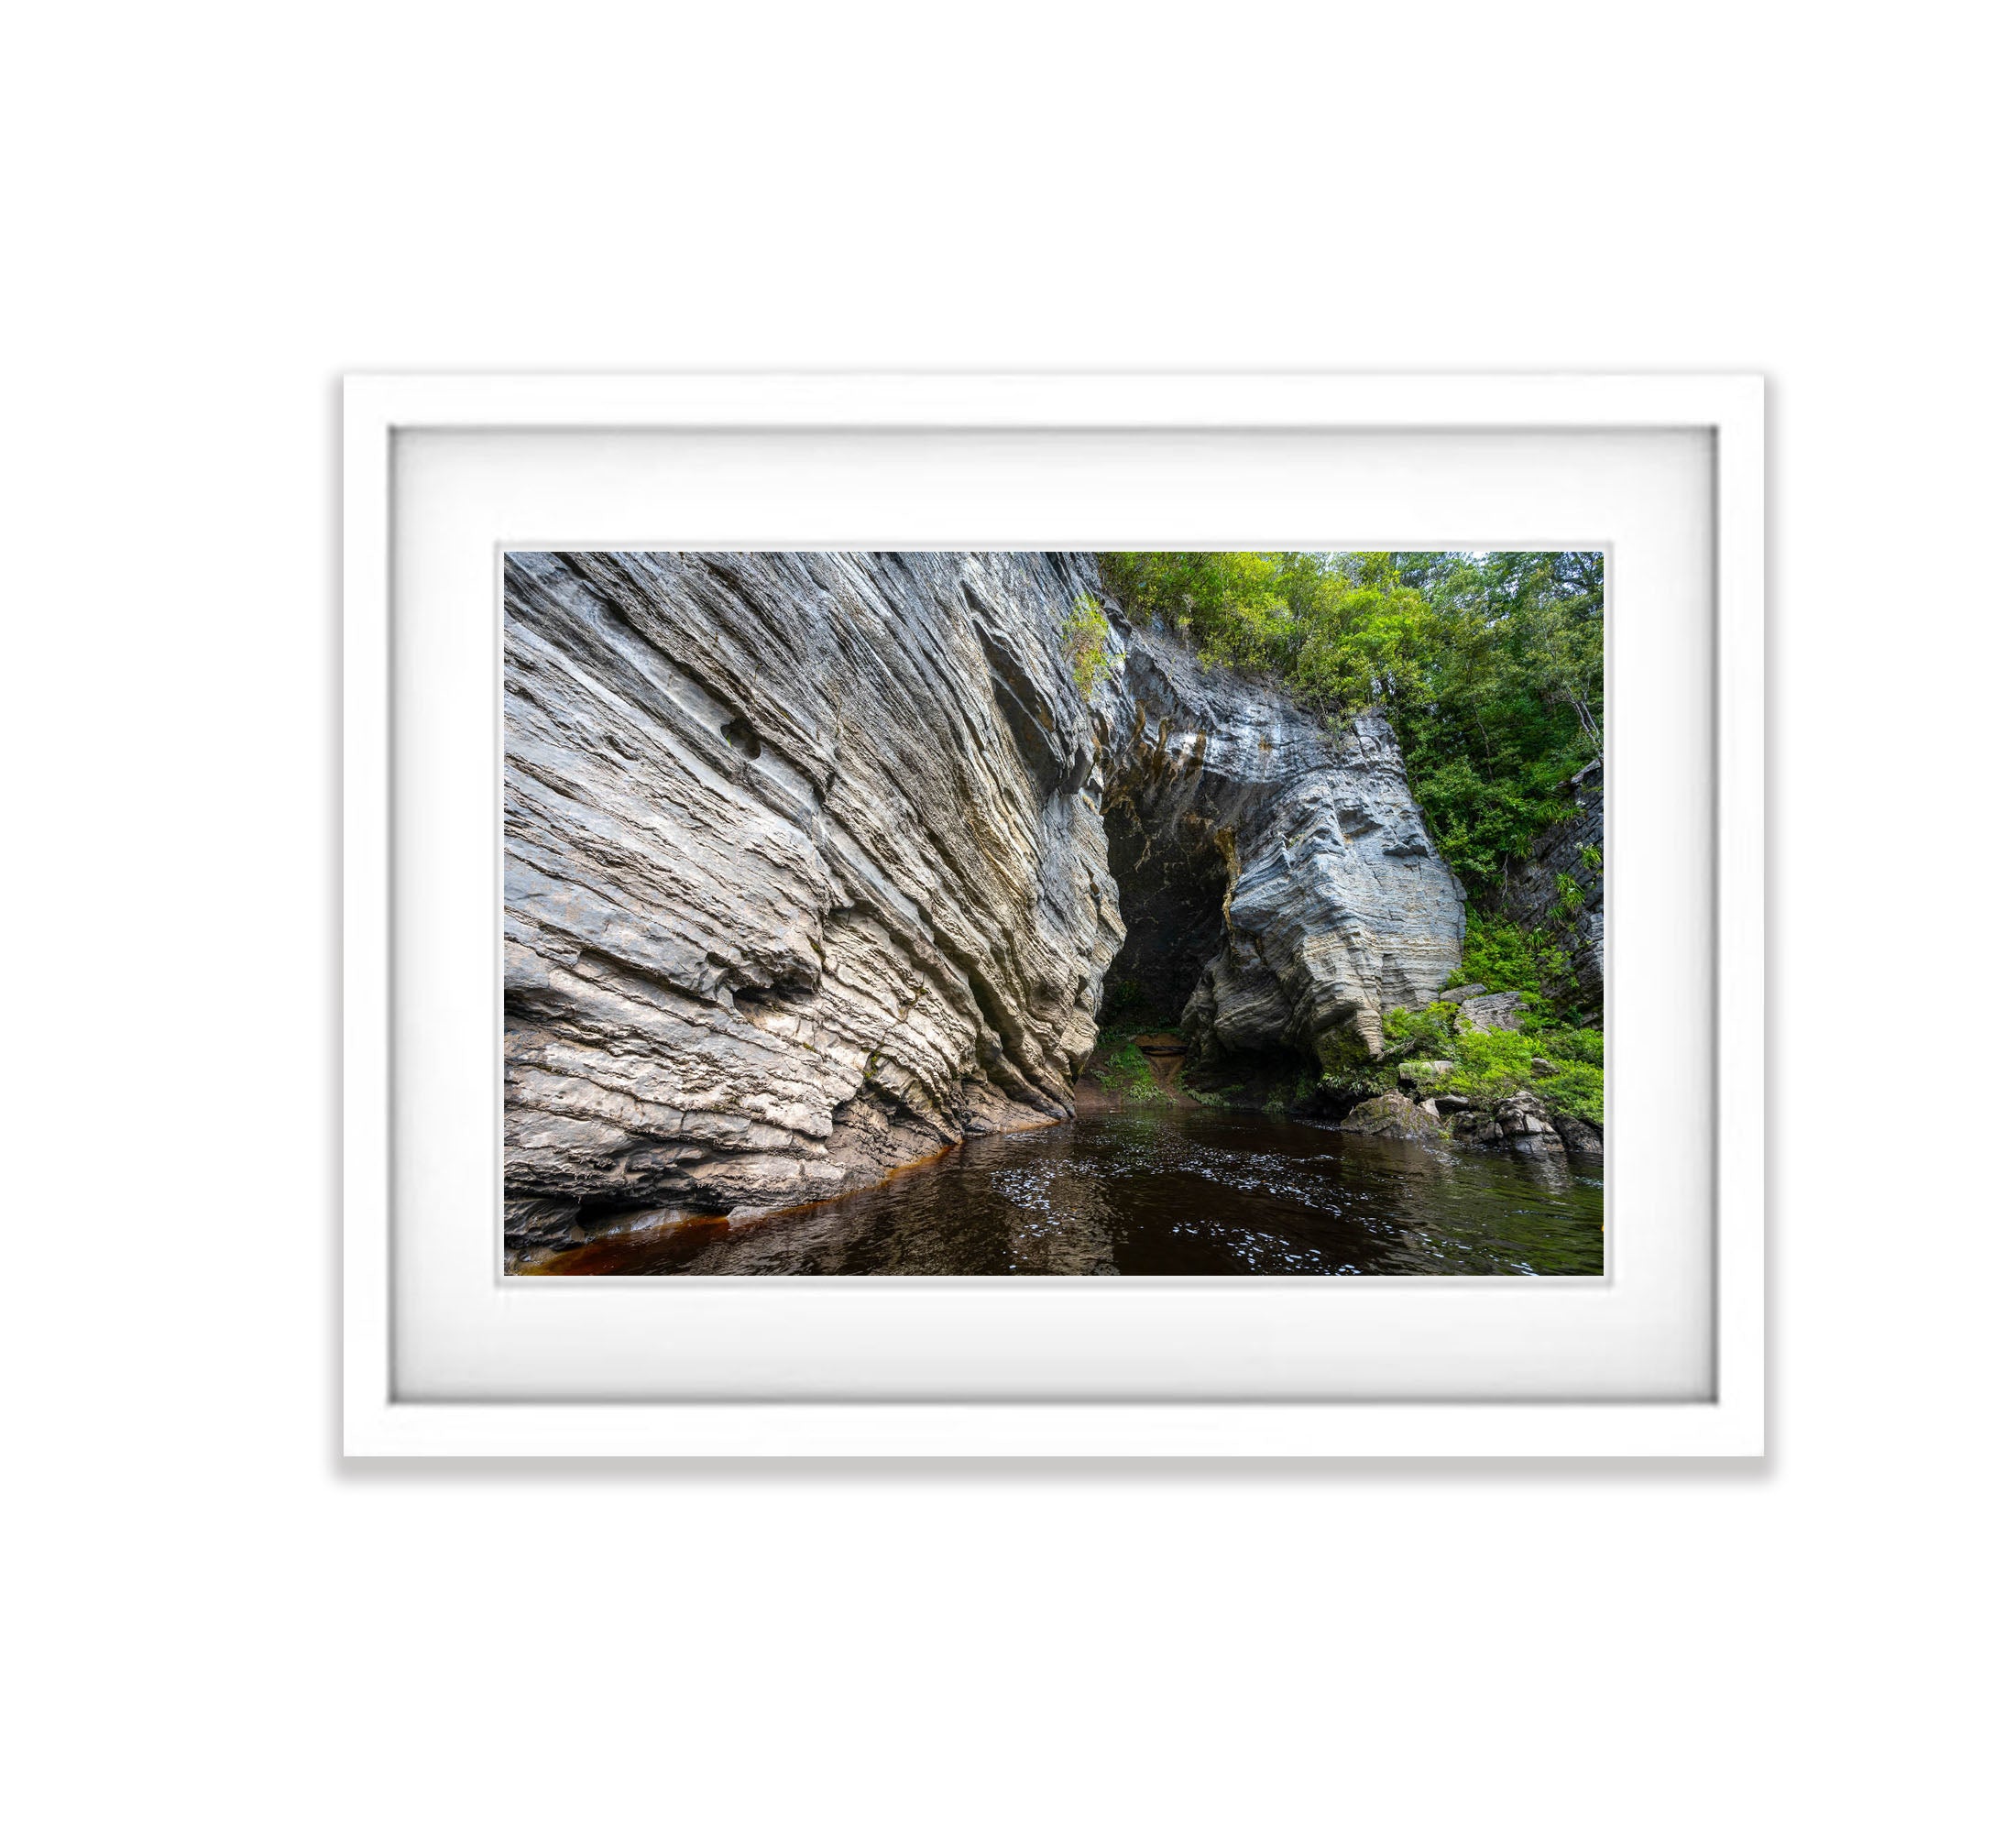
[344,373,1763,1456]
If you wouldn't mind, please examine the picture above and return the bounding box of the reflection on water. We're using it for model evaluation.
[536,1105,1605,1277]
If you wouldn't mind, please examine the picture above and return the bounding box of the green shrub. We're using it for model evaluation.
[1060,594,1112,699]
[1550,1026,1605,1068]
[1384,977,1603,1127]
[1091,1040,1164,1102]
[1178,1064,1228,1107]
[1450,910,1569,1008]
[1382,1003,1459,1058]
[1399,1024,1603,1127]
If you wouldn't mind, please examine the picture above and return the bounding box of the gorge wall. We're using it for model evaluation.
[1089,610,1467,1070]
[503,552,1465,1254]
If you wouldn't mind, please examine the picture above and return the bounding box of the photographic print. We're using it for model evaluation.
[504,550,1604,1276]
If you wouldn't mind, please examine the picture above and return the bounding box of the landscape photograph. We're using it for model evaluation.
[503,548,1605,1276]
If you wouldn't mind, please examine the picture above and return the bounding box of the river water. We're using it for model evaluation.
[536,1105,1605,1277]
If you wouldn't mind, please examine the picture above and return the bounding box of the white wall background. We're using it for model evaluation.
[4,5,2007,1828]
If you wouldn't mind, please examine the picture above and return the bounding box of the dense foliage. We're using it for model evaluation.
[1452,909,1572,1010]
[1098,550,1603,895]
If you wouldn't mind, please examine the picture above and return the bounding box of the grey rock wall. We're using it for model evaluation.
[504,551,1123,1231]
[1095,612,1466,1068]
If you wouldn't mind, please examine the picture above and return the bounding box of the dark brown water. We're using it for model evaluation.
[540,1105,1605,1277]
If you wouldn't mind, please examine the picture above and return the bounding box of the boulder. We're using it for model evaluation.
[1441,982,1488,1003]
[1457,990,1526,1033]
[1450,1089,1565,1158]
[1530,1057,1560,1078]
[1550,1112,1604,1160]
[1493,1090,1566,1158]
[1340,1091,1446,1143]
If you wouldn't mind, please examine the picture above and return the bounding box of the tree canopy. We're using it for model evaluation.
[1097,550,1604,895]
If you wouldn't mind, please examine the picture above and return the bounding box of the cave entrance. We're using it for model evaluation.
[1096,796,1232,1029]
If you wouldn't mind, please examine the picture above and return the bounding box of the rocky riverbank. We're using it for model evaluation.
[1343,1081,1603,1166]
[1080,985,1603,1169]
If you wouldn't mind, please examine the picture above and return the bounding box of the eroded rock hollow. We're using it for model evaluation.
[1088,606,1467,1072]
[503,552,1465,1251]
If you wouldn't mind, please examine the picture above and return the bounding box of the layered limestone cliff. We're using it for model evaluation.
[503,550,1122,1250]
[503,552,1465,1253]
[1087,609,1467,1071]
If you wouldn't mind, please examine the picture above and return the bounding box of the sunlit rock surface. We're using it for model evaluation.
[505,551,1124,1233]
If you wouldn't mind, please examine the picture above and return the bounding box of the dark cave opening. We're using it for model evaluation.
[1096,796,1233,1028]
[1093,792,1337,1117]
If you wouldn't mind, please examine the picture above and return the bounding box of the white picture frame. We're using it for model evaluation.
[345,373,1764,1457]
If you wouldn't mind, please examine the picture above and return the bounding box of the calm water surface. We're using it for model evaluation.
[543,1105,1604,1277]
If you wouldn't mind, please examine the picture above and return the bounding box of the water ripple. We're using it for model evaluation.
[564,1104,1604,1277]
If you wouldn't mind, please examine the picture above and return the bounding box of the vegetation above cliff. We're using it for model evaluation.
[1098,550,1602,897]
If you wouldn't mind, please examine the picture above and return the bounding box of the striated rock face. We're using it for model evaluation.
[1457,990,1528,1034]
[502,552,1466,1245]
[1500,758,1605,1018]
[504,551,1123,1233]
[1093,612,1466,1069]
